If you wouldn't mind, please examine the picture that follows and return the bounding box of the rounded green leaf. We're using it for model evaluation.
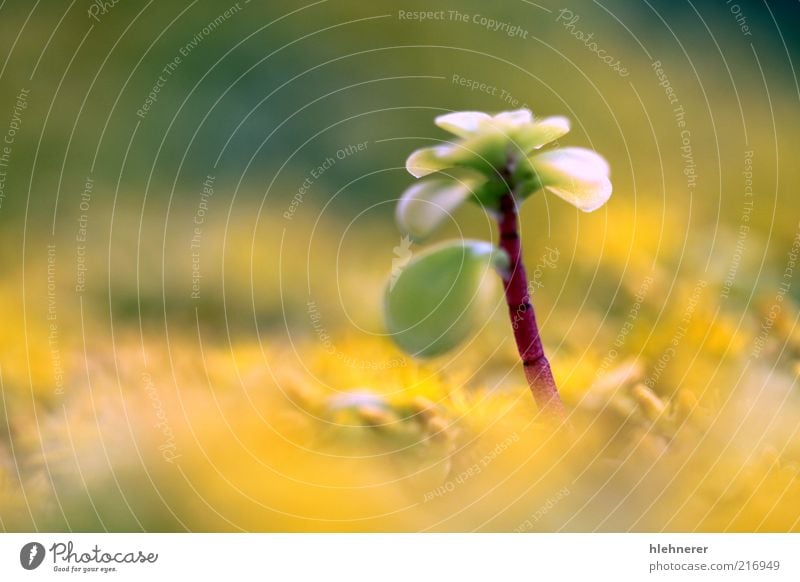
[384,240,506,358]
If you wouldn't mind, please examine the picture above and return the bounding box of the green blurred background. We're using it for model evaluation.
[1,0,798,332]
[1,0,798,319]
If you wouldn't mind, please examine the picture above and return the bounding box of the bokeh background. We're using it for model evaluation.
[1,0,799,531]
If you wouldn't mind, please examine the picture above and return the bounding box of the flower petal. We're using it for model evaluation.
[547,147,610,176]
[407,134,508,179]
[545,180,612,212]
[492,109,533,128]
[530,147,612,212]
[396,174,481,239]
[405,145,458,178]
[514,116,571,152]
[434,111,492,137]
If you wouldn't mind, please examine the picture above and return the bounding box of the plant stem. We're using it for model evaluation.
[497,192,565,419]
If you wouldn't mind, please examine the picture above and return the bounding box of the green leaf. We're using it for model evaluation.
[384,240,507,358]
[453,129,509,175]
[471,176,510,208]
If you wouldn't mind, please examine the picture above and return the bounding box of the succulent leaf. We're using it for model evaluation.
[384,240,506,357]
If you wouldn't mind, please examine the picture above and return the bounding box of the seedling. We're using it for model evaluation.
[384,109,612,418]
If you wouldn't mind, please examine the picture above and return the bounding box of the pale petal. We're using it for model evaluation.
[396,174,480,239]
[532,147,610,180]
[407,134,508,178]
[531,147,612,212]
[547,147,610,175]
[435,111,492,137]
[405,145,458,178]
[492,108,533,128]
[545,179,612,212]
[514,116,571,152]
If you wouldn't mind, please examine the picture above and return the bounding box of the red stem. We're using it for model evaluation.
[498,192,565,418]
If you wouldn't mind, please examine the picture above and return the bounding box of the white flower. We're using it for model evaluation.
[406,109,571,178]
[398,109,612,239]
[529,147,612,212]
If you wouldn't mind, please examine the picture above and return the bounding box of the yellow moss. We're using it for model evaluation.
[0,205,798,532]
[0,329,790,533]
[0,283,63,402]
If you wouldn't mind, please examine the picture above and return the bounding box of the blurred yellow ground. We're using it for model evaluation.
[1,203,798,533]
